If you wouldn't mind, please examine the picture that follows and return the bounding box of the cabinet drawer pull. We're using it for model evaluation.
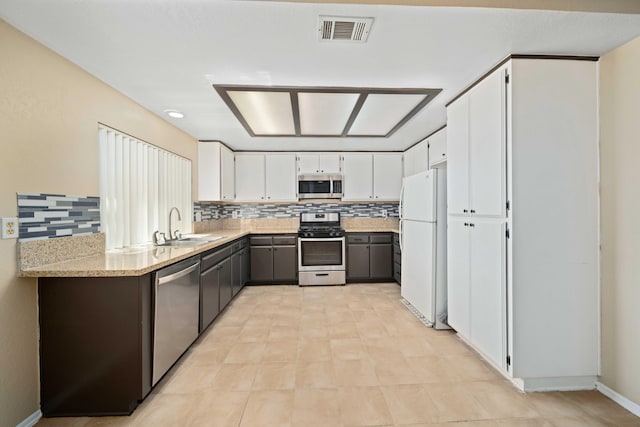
[315,273,329,277]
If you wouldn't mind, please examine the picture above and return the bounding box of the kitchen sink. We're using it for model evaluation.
[156,236,222,247]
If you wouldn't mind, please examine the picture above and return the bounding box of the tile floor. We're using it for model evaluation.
[37,283,640,427]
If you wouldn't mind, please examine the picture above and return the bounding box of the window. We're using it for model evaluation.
[99,125,192,250]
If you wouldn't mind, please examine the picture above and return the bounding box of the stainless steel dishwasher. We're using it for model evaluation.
[152,256,200,386]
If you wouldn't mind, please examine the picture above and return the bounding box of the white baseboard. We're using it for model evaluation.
[596,381,640,417]
[520,376,597,392]
[16,409,41,427]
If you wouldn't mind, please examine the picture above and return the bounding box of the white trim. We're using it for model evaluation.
[596,381,640,417]
[16,409,41,427]
[520,376,597,392]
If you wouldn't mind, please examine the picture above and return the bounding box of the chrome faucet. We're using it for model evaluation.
[168,207,182,241]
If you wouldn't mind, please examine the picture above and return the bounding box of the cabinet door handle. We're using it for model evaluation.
[470,209,476,213]
[463,209,468,213]
[464,223,469,226]
[469,223,475,227]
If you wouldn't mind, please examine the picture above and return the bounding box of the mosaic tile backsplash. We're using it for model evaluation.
[18,193,101,241]
[194,201,399,222]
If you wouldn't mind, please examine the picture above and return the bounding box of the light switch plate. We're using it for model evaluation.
[2,217,19,239]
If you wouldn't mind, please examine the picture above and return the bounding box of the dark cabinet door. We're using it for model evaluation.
[347,244,370,280]
[219,257,233,310]
[231,251,242,296]
[241,248,249,287]
[370,243,393,280]
[200,266,221,332]
[250,246,274,281]
[273,245,297,281]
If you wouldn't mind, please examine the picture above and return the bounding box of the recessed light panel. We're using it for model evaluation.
[298,92,360,135]
[348,94,426,136]
[227,91,295,135]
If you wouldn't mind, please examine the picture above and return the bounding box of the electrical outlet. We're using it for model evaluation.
[2,217,19,239]
[381,209,387,219]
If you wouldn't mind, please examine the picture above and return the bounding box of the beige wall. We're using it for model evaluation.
[599,36,640,406]
[0,19,197,426]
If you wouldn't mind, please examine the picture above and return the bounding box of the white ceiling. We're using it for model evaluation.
[2,1,640,151]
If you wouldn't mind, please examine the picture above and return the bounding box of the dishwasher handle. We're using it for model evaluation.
[157,261,200,285]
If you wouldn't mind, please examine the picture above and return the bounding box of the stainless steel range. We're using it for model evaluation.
[298,212,346,286]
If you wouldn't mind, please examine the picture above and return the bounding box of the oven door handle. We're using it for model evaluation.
[297,237,346,242]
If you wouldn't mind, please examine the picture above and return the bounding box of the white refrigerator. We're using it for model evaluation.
[400,168,449,329]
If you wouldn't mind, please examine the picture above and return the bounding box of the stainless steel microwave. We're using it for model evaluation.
[298,174,343,199]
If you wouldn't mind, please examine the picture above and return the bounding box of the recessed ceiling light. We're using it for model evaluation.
[164,109,184,119]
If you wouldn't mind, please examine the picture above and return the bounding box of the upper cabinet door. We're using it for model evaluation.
[469,68,507,217]
[342,153,373,201]
[297,154,320,174]
[265,154,297,201]
[318,154,341,174]
[373,153,403,201]
[428,128,447,167]
[297,154,341,174]
[447,95,470,215]
[220,145,235,201]
[235,154,265,201]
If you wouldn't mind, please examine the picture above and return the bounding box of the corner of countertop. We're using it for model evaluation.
[18,233,106,274]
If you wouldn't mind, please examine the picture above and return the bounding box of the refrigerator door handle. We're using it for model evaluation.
[399,220,404,252]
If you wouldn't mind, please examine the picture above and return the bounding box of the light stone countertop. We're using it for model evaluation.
[21,218,398,278]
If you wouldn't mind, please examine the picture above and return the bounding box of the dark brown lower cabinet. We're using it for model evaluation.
[346,233,394,282]
[393,232,401,284]
[249,235,297,284]
[38,275,152,417]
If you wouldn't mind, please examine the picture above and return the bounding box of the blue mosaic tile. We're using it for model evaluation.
[17,193,101,241]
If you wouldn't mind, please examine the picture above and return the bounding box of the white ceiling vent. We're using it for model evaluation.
[318,16,373,43]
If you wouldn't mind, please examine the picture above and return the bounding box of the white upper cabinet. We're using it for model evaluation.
[447,69,506,218]
[265,154,297,201]
[373,153,403,200]
[428,128,447,167]
[403,139,429,177]
[341,153,373,201]
[235,153,266,201]
[447,95,470,215]
[198,141,235,201]
[235,153,297,202]
[297,153,341,174]
[220,145,235,201]
[342,153,403,201]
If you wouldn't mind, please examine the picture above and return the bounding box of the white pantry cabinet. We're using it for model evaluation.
[447,70,506,218]
[447,217,506,368]
[198,141,235,201]
[235,153,297,202]
[446,57,599,391]
[297,153,341,174]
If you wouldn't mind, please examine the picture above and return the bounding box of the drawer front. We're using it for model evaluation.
[250,236,273,246]
[272,235,297,245]
[202,246,232,271]
[347,234,369,244]
[370,234,392,244]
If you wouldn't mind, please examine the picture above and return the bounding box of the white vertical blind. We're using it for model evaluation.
[99,125,192,250]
